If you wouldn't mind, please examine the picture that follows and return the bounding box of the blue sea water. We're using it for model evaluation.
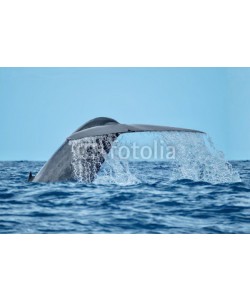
[0,160,250,234]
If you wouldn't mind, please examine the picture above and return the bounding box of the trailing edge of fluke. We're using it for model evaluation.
[29,117,204,183]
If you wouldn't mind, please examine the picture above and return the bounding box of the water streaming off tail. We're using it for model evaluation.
[69,134,118,183]
[159,132,241,184]
[69,134,140,185]
[69,132,241,185]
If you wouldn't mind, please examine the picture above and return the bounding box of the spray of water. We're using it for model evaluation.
[69,134,139,185]
[159,132,241,184]
[69,132,241,185]
[69,134,118,183]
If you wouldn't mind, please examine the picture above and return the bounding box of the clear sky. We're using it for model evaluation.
[0,68,249,160]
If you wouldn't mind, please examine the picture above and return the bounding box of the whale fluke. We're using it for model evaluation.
[30,117,204,183]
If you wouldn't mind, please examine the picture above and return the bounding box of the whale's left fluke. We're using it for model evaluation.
[30,117,204,183]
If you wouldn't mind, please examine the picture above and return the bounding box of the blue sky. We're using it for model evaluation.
[0,68,249,160]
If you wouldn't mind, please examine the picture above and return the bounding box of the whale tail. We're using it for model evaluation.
[31,117,205,183]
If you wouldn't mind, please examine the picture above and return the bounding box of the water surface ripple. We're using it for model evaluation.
[0,161,250,233]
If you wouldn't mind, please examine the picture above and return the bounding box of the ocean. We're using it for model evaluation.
[0,159,250,234]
